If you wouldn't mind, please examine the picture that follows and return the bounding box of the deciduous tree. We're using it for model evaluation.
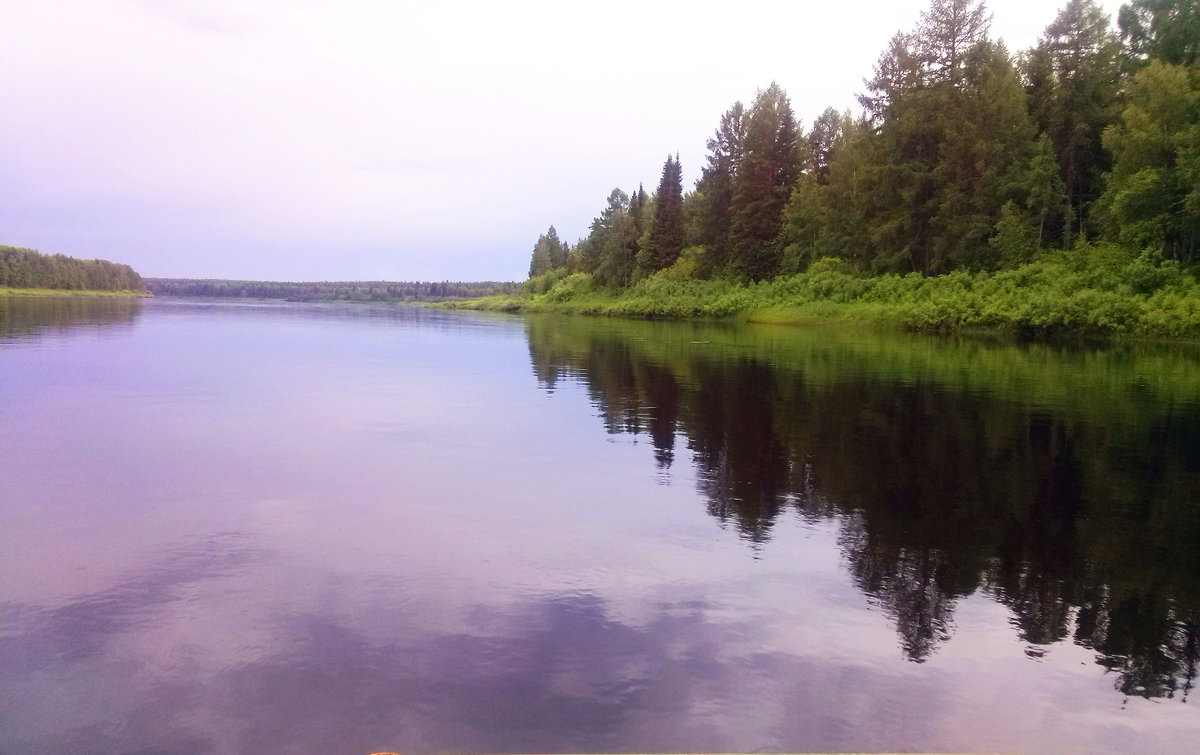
[1096,60,1200,261]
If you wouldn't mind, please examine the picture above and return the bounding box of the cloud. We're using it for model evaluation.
[1,571,949,753]
[132,0,271,38]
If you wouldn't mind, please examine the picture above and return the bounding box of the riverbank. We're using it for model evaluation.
[451,245,1200,339]
[0,287,150,297]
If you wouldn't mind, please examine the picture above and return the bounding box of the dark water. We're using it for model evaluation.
[1,297,1197,754]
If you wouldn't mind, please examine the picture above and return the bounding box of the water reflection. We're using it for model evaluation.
[0,296,142,342]
[3,300,1198,754]
[525,315,1200,699]
[0,552,948,754]
[144,297,524,336]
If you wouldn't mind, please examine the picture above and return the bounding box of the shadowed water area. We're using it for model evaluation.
[1,297,1198,754]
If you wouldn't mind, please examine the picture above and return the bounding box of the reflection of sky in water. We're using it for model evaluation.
[0,299,1196,754]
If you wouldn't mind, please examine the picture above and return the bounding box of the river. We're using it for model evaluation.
[1,296,1197,753]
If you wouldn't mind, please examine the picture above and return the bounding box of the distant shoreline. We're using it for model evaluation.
[143,277,519,303]
[0,287,150,298]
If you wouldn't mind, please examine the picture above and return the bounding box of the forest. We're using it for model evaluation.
[507,0,1200,335]
[0,245,145,293]
[145,278,520,302]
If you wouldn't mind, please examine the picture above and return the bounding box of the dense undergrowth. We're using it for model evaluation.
[454,242,1200,338]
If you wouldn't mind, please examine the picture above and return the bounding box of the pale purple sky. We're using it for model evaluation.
[2,0,1124,282]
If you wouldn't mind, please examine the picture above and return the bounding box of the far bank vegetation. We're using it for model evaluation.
[0,245,145,294]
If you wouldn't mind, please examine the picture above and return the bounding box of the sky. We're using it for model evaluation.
[2,0,1127,282]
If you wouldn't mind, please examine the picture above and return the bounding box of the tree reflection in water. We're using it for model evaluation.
[0,296,142,342]
[526,315,1200,700]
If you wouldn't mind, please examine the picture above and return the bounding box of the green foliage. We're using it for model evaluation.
[654,246,704,282]
[988,200,1039,267]
[580,188,642,288]
[475,242,1200,339]
[695,101,746,275]
[1027,0,1121,247]
[730,82,803,280]
[0,245,144,292]
[1119,0,1200,67]
[1097,60,1200,261]
[640,155,685,274]
[855,2,1042,275]
[544,272,593,302]
[509,0,1200,341]
[1025,132,1067,247]
[807,107,844,185]
[527,225,567,278]
[524,266,572,295]
[780,175,824,274]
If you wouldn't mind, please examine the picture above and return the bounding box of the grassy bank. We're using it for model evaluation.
[453,243,1200,339]
[0,287,150,298]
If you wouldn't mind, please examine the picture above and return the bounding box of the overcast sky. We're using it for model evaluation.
[2,0,1126,282]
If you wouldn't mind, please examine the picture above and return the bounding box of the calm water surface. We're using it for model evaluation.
[1,297,1197,754]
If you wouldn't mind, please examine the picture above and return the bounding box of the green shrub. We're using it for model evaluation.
[463,244,1200,339]
[545,272,592,302]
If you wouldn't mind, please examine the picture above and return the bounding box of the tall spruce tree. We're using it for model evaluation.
[807,107,844,185]
[644,155,685,272]
[630,183,648,239]
[1026,132,1067,249]
[729,82,803,280]
[696,101,746,275]
[860,30,946,272]
[1027,0,1121,248]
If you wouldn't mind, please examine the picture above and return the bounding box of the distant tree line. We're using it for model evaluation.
[0,245,145,292]
[528,0,1200,287]
[145,278,521,302]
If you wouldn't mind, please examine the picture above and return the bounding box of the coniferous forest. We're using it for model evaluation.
[492,0,1200,337]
